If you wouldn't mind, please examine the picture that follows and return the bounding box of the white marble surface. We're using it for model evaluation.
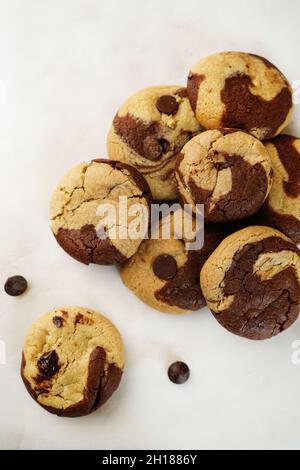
[1,0,300,450]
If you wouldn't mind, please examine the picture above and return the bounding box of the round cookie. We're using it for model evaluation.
[187,52,293,140]
[176,129,273,222]
[50,159,152,265]
[121,209,224,313]
[21,307,125,417]
[107,86,201,200]
[200,226,300,340]
[257,135,300,244]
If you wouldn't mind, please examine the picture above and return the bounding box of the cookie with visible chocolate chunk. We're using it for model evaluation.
[121,209,224,313]
[200,226,300,340]
[176,129,273,222]
[107,86,201,200]
[187,52,293,141]
[256,135,300,244]
[50,159,151,265]
[21,307,125,417]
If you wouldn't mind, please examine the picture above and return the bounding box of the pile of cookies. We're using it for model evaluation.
[20,51,300,417]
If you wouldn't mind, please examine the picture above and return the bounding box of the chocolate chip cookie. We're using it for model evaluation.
[50,159,151,265]
[121,209,224,313]
[257,135,300,244]
[107,86,201,200]
[200,226,300,340]
[187,52,293,140]
[176,129,273,222]
[21,307,125,417]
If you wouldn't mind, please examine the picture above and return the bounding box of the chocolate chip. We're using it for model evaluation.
[52,316,64,328]
[153,254,177,280]
[176,87,188,98]
[156,95,179,115]
[37,350,60,378]
[75,313,86,325]
[158,138,170,154]
[168,361,190,384]
[4,275,28,296]
[143,135,163,160]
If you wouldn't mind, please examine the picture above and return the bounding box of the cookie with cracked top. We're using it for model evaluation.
[121,208,225,313]
[187,51,293,141]
[107,85,201,200]
[255,135,300,244]
[50,159,152,265]
[200,226,300,340]
[21,307,125,417]
[176,129,273,222]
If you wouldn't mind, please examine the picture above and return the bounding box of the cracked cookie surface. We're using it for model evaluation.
[107,86,201,200]
[200,226,300,340]
[121,208,225,313]
[187,52,293,140]
[21,307,125,417]
[176,129,273,222]
[50,159,152,265]
[256,135,300,243]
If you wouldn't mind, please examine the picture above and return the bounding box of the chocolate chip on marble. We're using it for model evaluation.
[168,361,190,384]
[4,275,28,296]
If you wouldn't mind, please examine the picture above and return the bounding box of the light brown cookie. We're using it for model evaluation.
[107,86,201,200]
[176,129,273,222]
[187,52,293,140]
[50,159,151,265]
[121,209,224,313]
[256,135,300,243]
[200,226,300,340]
[21,307,125,417]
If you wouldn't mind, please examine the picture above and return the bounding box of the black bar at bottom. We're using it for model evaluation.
[0,450,202,464]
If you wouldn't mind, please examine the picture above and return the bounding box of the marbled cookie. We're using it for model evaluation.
[201,226,300,340]
[107,86,201,200]
[50,159,151,265]
[257,135,300,243]
[176,129,273,222]
[187,52,293,140]
[121,209,224,313]
[21,307,125,417]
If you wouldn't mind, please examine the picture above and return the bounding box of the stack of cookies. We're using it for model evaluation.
[21,51,300,417]
[49,51,300,337]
